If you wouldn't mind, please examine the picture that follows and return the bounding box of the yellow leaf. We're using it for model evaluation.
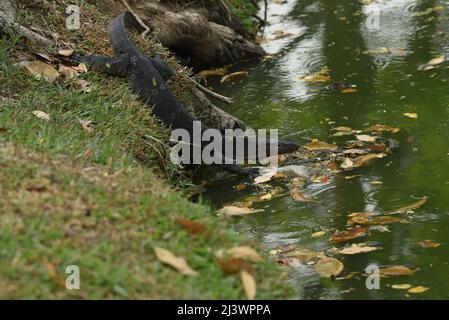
[225,246,263,263]
[311,231,326,238]
[419,239,441,248]
[304,140,338,151]
[217,206,263,216]
[408,286,429,294]
[314,257,344,277]
[403,113,418,119]
[392,284,412,290]
[356,134,376,143]
[388,197,427,214]
[241,270,256,300]
[153,247,198,276]
[341,88,357,93]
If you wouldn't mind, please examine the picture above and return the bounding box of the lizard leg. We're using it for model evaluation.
[79,54,131,77]
[150,56,175,81]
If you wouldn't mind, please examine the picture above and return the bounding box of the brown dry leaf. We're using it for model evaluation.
[218,206,263,216]
[59,65,78,80]
[241,270,256,300]
[220,71,248,83]
[197,69,226,78]
[78,118,94,134]
[379,265,416,277]
[388,197,427,214]
[301,67,331,83]
[363,124,400,133]
[315,257,344,278]
[331,243,380,255]
[304,139,338,151]
[418,55,445,70]
[174,217,208,236]
[348,214,401,226]
[20,60,59,83]
[392,284,412,290]
[225,246,263,263]
[32,110,50,121]
[408,286,429,294]
[58,49,75,57]
[73,79,91,92]
[332,126,353,132]
[153,247,198,276]
[290,188,316,203]
[216,256,252,275]
[277,247,323,265]
[72,63,88,73]
[352,153,386,168]
[340,158,354,169]
[330,227,368,243]
[419,239,441,248]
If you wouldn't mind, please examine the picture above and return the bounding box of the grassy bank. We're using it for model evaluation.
[0,1,291,299]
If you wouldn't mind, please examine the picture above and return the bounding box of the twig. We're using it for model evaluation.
[0,12,53,47]
[120,0,150,39]
[184,76,233,104]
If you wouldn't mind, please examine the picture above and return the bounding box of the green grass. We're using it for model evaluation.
[0,1,292,299]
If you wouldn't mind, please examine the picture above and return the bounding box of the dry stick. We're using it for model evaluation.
[120,0,150,39]
[0,12,53,47]
[186,76,233,104]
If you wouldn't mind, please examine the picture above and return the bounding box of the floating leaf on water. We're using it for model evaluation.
[331,243,380,255]
[392,284,412,290]
[332,126,353,132]
[369,225,391,233]
[218,206,263,216]
[403,112,418,119]
[379,265,416,277]
[253,167,277,184]
[32,110,50,120]
[417,55,445,70]
[363,124,400,133]
[290,188,316,203]
[314,257,344,278]
[304,139,338,151]
[277,247,323,265]
[301,67,331,83]
[197,68,226,78]
[153,247,198,276]
[20,60,59,83]
[363,47,389,55]
[356,134,376,143]
[419,239,441,248]
[408,286,429,294]
[340,158,354,169]
[388,197,427,214]
[352,153,386,168]
[311,231,326,238]
[220,71,248,83]
[330,227,368,243]
[348,214,401,226]
[241,270,256,300]
[341,88,357,93]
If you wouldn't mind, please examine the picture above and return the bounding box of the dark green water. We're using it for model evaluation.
[205,0,449,299]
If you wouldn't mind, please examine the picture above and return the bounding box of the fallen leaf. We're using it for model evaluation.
[78,118,94,134]
[356,134,376,143]
[369,225,390,233]
[331,243,380,255]
[153,247,198,276]
[174,217,208,235]
[221,71,248,83]
[388,197,427,214]
[218,206,263,216]
[392,284,412,290]
[241,270,256,300]
[20,60,59,83]
[197,69,226,78]
[419,239,441,248]
[341,88,357,93]
[32,110,50,120]
[330,227,368,243]
[418,55,445,71]
[408,286,429,294]
[379,265,416,277]
[225,246,263,263]
[348,214,401,226]
[304,139,338,151]
[72,63,88,73]
[364,124,400,133]
[277,247,323,265]
[352,153,386,168]
[340,158,354,169]
[59,65,78,80]
[253,168,277,184]
[58,49,75,57]
[403,113,418,119]
[73,79,91,92]
[315,257,344,278]
[290,188,316,202]
[301,67,331,83]
[311,231,326,238]
[216,257,252,275]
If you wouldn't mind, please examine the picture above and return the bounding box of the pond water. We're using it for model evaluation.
[205,0,449,299]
